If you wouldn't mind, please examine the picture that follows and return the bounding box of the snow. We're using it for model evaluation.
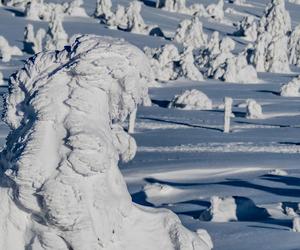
[168,89,212,110]
[2,0,300,249]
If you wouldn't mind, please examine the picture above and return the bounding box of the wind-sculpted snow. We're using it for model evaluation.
[0,35,23,62]
[0,35,211,250]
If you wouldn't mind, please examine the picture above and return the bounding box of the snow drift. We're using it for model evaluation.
[0,35,212,250]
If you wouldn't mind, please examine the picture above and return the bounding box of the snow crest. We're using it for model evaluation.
[0,35,211,250]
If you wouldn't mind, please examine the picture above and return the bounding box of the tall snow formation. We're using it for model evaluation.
[168,89,212,110]
[0,35,212,250]
[289,24,300,66]
[160,0,188,13]
[45,7,69,51]
[0,36,23,62]
[174,16,207,49]
[223,97,232,133]
[234,15,257,41]
[246,99,263,119]
[24,24,46,54]
[250,0,291,73]
[280,76,300,97]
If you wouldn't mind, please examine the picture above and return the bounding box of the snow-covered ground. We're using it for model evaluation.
[1,0,300,249]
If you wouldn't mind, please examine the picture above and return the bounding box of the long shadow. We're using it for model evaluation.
[145,177,300,198]
[139,117,223,132]
[139,0,156,8]
[235,120,291,128]
[131,191,154,207]
[256,90,280,96]
[4,8,25,17]
[260,174,300,187]
[151,99,170,108]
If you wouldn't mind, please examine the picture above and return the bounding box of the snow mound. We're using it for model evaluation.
[280,76,300,97]
[168,89,212,110]
[200,196,269,222]
[268,169,288,176]
[0,35,211,250]
[246,99,263,119]
[0,36,23,62]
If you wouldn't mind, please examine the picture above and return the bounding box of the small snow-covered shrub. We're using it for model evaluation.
[24,24,46,54]
[246,99,263,119]
[168,89,212,110]
[0,36,23,62]
[250,0,291,73]
[234,15,257,41]
[289,25,300,66]
[174,16,207,49]
[293,217,300,232]
[280,76,300,97]
[0,34,212,250]
[205,0,224,21]
[268,169,288,176]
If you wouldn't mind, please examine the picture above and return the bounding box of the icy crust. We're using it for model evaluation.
[280,76,300,97]
[168,89,212,110]
[0,35,211,250]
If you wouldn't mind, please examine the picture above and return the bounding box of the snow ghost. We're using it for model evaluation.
[0,35,212,250]
[0,36,23,62]
[24,24,46,54]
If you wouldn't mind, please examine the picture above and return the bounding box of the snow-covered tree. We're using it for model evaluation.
[205,0,224,21]
[250,0,291,73]
[144,44,180,82]
[94,0,113,19]
[180,47,204,81]
[64,0,87,17]
[0,71,3,85]
[0,36,23,62]
[23,24,46,54]
[223,97,233,133]
[174,16,207,49]
[0,34,212,250]
[289,24,300,66]
[45,7,69,50]
[234,15,257,41]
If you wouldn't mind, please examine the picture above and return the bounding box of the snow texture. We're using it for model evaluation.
[168,89,212,110]
[0,34,211,250]
[234,15,258,41]
[0,35,22,62]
